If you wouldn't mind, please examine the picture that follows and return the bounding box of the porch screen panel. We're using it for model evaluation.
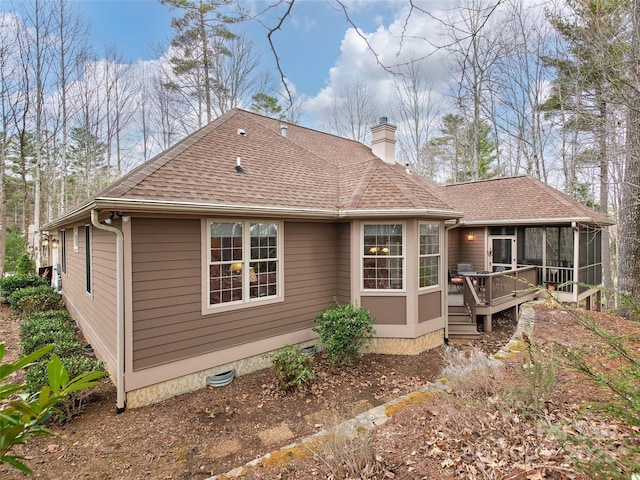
[363,224,404,290]
[517,227,543,265]
[546,227,574,267]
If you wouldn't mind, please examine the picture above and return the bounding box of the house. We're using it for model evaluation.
[43,109,463,410]
[43,109,612,410]
[440,176,613,335]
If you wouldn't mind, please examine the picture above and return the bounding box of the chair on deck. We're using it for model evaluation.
[448,270,464,293]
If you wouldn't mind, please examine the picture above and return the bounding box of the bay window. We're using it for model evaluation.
[362,223,404,290]
[419,223,440,288]
[208,220,280,307]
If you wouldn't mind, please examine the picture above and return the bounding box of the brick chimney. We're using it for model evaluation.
[371,117,396,165]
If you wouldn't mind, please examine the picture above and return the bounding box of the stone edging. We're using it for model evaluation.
[207,302,537,479]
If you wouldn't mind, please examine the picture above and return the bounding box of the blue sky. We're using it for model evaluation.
[73,0,402,101]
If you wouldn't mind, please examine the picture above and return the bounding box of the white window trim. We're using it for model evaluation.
[202,219,284,315]
[418,222,441,290]
[73,227,79,253]
[361,221,406,292]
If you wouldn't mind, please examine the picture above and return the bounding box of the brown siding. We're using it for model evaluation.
[448,229,461,270]
[335,222,351,303]
[60,224,118,372]
[131,219,340,370]
[457,228,486,272]
[418,291,441,323]
[361,296,406,325]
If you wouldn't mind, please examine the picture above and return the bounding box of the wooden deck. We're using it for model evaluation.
[447,267,540,339]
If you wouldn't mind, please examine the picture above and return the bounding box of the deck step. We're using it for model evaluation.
[447,310,481,339]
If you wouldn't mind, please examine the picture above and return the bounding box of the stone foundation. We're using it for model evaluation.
[126,330,445,408]
[126,341,317,408]
[363,329,444,355]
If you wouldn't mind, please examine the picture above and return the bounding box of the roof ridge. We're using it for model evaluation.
[343,161,379,210]
[444,174,527,187]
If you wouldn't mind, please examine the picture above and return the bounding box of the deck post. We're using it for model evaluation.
[483,313,492,333]
[596,290,602,312]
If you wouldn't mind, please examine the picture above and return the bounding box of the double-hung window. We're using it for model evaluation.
[362,223,404,290]
[419,223,440,288]
[207,220,280,307]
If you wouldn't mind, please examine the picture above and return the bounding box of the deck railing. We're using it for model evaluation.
[469,266,538,305]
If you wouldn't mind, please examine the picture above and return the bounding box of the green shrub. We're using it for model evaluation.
[25,355,105,422]
[21,328,81,358]
[553,299,640,479]
[312,299,376,365]
[0,274,47,298]
[0,344,105,474]
[270,344,315,391]
[16,254,35,274]
[507,334,556,414]
[9,285,62,315]
[19,310,74,339]
[4,227,25,273]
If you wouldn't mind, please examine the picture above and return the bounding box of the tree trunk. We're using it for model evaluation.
[618,0,640,308]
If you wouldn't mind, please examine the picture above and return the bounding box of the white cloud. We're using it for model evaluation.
[303,2,451,125]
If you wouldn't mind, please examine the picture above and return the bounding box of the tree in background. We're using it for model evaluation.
[65,127,108,207]
[619,0,640,306]
[544,0,630,298]
[161,0,244,127]
[392,55,442,179]
[430,113,496,183]
[321,80,377,143]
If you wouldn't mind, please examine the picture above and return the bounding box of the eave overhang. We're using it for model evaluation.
[42,197,464,230]
[458,217,615,227]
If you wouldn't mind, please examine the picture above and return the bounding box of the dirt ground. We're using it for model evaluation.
[1,303,637,479]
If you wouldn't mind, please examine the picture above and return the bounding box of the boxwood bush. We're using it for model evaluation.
[312,298,376,365]
[9,285,62,315]
[18,308,104,422]
[19,310,74,339]
[0,274,47,299]
[24,355,105,421]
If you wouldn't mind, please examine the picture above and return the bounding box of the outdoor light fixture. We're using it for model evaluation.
[467,232,475,242]
[42,235,49,248]
[51,238,58,249]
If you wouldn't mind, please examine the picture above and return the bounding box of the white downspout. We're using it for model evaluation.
[91,210,126,413]
[444,219,461,345]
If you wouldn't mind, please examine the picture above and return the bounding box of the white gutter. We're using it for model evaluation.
[43,197,464,230]
[459,217,613,226]
[90,210,126,413]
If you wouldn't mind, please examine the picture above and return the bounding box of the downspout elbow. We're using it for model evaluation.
[90,210,126,414]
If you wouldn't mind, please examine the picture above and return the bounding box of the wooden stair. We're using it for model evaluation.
[447,305,481,340]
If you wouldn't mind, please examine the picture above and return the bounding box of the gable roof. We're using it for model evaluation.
[46,109,461,228]
[441,176,614,226]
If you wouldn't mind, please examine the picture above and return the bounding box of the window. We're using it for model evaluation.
[362,223,404,290]
[73,227,78,252]
[419,223,440,288]
[84,225,91,294]
[208,220,280,307]
[59,230,67,274]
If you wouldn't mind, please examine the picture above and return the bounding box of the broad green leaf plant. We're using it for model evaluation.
[0,343,105,474]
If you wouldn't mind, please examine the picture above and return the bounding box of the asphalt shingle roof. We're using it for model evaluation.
[83,109,457,216]
[441,176,613,225]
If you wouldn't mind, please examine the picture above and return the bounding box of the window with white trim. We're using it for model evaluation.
[208,220,280,306]
[362,223,404,290]
[419,223,440,288]
[59,230,67,274]
[84,225,92,294]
